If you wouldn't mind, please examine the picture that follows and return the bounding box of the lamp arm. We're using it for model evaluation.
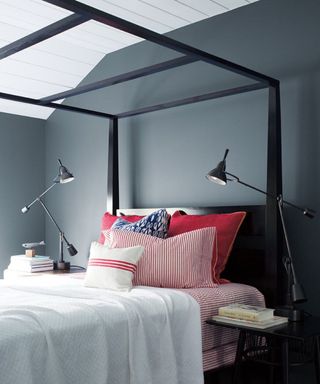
[226,172,315,218]
[226,172,271,198]
[21,183,56,213]
[37,197,72,247]
[277,197,298,284]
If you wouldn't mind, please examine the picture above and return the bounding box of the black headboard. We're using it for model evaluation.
[117,204,277,307]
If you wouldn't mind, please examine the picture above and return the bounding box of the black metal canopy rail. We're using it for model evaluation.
[0,0,279,118]
[0,0,283,304]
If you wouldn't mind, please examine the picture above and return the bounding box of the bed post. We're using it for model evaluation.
[107,117,119,215]
[266,82,283,306]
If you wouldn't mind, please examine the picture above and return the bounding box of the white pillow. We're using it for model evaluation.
[84,242,144,291]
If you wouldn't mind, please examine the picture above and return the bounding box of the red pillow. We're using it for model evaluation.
[168,211,246,282]
[98,212,144,244]
[104,228,217,289]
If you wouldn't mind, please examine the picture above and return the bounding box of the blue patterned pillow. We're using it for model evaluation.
[111,208,169,239]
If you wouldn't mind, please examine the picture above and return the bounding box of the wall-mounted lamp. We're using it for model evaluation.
[21,159,77,271]
[206,149,315,321]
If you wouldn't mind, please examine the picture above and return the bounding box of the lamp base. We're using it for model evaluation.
[54,261,70,271]
[274,306,304,322]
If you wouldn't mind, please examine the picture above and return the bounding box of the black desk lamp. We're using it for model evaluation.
[21,159,78,271]
[206,149,315,321]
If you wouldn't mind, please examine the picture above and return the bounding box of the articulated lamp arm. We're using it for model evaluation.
[21,159,77,270]
[37,197,77,257]
[21,183,56,213]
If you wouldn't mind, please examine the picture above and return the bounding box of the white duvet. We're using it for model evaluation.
[0,275,203,384]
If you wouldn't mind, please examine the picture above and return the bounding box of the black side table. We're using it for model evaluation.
[206,316,320,384]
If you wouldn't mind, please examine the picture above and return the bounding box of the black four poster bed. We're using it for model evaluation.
[0,0,284,381]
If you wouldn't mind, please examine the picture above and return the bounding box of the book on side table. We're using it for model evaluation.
[7,254,54,273]
[218,303,275,321]
[214,303,288,329]
[212,315,288,329]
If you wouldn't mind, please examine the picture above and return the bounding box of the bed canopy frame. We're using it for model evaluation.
[0,0,283,306]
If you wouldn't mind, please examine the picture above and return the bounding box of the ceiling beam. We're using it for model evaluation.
[117,83,268,119]
[0,14,90,60]
[41,56,198,102]
[41,0,278,86]
[0,92,115,119]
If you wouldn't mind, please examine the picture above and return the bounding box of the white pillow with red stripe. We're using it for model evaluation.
[84,241,144,291]
[103,227,217,289]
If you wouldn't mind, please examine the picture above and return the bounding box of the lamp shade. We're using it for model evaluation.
[54,159,74,184]
[67,243,78,256]
[206,149,229,185]
[291,283,307,303]
[206,161,227,185]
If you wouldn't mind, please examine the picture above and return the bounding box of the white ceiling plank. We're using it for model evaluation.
[0,0,71,20]
[142,0,207,22]
[0,74,71,97]
[79,0,171,33]
[32,22,141,54]
[177,0,226,16]
[0,84,49,99]
[82,21,142,46]
[0,41,92,79]
[0,23,33,46]
[0,99,53,119]
[0,3,65,31]
[99,0,189,27]
[59,23,130,53]
[0,33,108,66]
[211,0,249,10]
[9,48,93,77]
[29,31,107,64]
[0,59,82,88]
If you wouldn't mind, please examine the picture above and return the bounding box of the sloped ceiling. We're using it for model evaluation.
[0,0,259,119]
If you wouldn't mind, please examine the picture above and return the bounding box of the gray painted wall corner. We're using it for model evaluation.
[0,112,45,276]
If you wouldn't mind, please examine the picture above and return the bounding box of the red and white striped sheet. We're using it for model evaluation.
[177,283,265,371]
[202,342,237,372]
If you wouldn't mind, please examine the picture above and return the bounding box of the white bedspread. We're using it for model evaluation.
[0,276,203,384]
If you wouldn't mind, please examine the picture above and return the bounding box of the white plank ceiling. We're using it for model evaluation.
[0,0,259,119]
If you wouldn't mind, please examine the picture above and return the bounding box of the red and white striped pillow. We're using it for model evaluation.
[103,227,217,289]
[84,242,144,291]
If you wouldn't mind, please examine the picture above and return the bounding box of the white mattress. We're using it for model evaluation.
[0,275,204,384]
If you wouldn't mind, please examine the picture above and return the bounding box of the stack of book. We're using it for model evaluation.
[213,303,288,329]
[7,255,54,273]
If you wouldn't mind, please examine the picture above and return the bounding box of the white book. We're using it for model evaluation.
[212,315,288,329]
[8,263,53,273]
[218,303,274,322]
[11,255,51,263]
[10,259,53,268]
[10,259,53,267]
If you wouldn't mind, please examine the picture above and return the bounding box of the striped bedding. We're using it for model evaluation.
[178,283,265,371]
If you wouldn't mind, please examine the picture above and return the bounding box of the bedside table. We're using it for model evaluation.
[3,266,86,280]
[206,316,320,384]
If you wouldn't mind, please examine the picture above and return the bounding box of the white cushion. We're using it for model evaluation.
[84,242,144,291]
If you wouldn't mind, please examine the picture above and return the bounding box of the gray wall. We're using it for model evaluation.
[45,0,320,314]
[0,112,45,275]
